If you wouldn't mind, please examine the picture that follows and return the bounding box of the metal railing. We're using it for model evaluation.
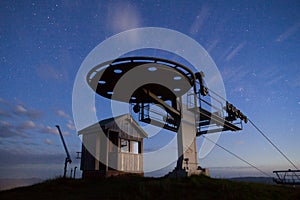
[273,169,300,185]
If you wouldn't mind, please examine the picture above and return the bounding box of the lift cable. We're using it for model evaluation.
[206,87,227,102]
[248,119,299,170]
[201,134,273,177]
[200,80,298,171]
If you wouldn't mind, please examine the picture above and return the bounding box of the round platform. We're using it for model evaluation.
[87,57,195,103]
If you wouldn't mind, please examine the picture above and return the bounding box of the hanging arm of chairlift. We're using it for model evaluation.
[193,71,247,135]
[56,125,72,163]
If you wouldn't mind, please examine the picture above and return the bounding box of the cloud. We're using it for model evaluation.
[0,119,65,139]
[67,123,75,130]
[55,110,76,131]
[36,63,64,81]
[218,44,235,62]
[56,110,70,119]
[0,98,73,138]
[66,120,76,131]
[15,105,26,113]
[37,124,69,136]
[206,39,219,53]
[62,131,70,136]
[265,73,285,86]
[257,65,286,87]
[0,109,12,118]
[0,120,25,138]
[276,21,300,42]
[0,119,37,138]
[225,41,247,61]
[22,141,39,146]
[45,138,54,145]
[0,149,66,166]
[105,1,141,38]
[189,4,210,36]
[0,99,41,120]
[1,120,10,127]
[0,98,9,105]
[14,104,41,120]
[37,125,58,135]
[19,120,36,130]
[221,64,252,84]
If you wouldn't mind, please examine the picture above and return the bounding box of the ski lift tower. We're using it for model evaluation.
[86,57,247,177]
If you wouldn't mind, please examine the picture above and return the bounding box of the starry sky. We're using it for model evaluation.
[0,0,300,179]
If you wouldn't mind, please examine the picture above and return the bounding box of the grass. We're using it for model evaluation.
[0,175,299,200]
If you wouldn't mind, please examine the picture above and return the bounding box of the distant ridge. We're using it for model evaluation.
[0,178,43,191]
[229,176,274,185]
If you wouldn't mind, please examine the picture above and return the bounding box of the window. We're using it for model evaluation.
[131,141,139,154]
[120,139,129,153]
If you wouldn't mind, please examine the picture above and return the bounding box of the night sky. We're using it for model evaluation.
[0,0,300,179]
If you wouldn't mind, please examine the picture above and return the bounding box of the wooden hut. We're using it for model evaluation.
[79,114,147,178]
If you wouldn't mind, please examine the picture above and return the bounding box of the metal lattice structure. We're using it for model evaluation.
[273,170,300,185]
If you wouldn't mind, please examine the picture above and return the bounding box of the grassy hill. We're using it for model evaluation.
[0,178,43,191]
[0,175,299,200]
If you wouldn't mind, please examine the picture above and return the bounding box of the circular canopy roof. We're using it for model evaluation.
[86,57,195,103]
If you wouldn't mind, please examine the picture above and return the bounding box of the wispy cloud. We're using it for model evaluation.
[0,121,18,138]
[189,4,210,36]
[37,125,57,135]
[55,109,76,131]
[221,64,252,83]
[206,39,219,53]
[66,119,75,131]
[218,44,235,62]
[276,21,300,42]
[36,63,64,81]
[0,98,9,105]
[0,119,68,138]
[55,110,70,119]
[106,1,141,34]
[15,105,26,113]
[38,124,70,136]
[0,149,66,166]
[0,109,12,118]
[13,104,41,120]
[265,73,285,87]
[22,141,39,146]
[0,98,71,138]
[18,120,36,130]
[257,65,285,87]
[0,120,27,138]
[44,138,54,145]
[225,41,247,61]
